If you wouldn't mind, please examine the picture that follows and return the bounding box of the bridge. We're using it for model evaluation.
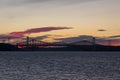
[16,37,68,48]
[16,36,97,48]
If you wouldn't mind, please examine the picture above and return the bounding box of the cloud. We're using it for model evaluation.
[98,29,106,31]
[108,35,120,38]
[56,35,120,46]
[56,35,95,43]
[10,27,72,36]
[0,0,100,8]
[0,0,50,8]
[33,35,50,40]
[60,0,100,5]
[0,27,72,42]
[99,38,120,46]
[0,34,22,40]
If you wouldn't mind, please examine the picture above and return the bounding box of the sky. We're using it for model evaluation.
[0,0,120,45]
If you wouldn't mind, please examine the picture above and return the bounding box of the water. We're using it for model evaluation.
[0,52,120,80]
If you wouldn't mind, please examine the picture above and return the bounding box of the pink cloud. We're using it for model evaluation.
[10,27,72,36]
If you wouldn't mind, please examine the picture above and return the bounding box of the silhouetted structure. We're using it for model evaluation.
[17,36,67,48]
[0,36,120,51]
[92,37,96,45]
[26,36,30,48]
[0,43,19,51]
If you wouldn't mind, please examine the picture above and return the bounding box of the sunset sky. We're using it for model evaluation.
[0,0,120,45]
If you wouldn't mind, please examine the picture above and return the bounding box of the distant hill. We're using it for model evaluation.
[0,43,19,51]
[70,40,98,46]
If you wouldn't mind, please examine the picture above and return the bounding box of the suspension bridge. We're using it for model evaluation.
[16,36,97,48]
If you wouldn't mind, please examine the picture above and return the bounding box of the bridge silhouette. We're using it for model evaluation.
[16,37,68,48]
[16,37,96,48]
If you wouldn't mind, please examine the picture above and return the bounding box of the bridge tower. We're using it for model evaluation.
[92,37,96,45]
[26,36,30,48]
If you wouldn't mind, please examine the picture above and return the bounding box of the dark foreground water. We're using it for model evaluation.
[0,52,120,80]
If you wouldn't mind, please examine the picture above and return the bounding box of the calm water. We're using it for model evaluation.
[0,52,120,80]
